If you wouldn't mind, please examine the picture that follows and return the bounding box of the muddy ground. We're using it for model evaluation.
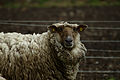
[0,6,120,80]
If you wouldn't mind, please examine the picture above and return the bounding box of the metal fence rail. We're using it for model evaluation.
[0,22,46,27]
[0,22,120,30]
[86,56,120,59]
[78,70,120,73]
[81,40,120,42]
[1,20,120,23]
[88,49,120,53]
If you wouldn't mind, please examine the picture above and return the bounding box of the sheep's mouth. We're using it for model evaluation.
[63,42,74,49]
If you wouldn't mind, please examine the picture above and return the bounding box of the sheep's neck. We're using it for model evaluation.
[50,46,80,80]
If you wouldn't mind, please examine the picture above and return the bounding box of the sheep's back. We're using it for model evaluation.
[0,32,59,80]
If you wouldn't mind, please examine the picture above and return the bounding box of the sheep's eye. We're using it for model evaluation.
[73,27,77,31]
[57,27,63,32]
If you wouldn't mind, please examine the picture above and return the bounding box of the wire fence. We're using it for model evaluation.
[1,20,120,23]
[86,56,120,59]
[81,40,120,43]
[0,22,120,30]
[88,49,120,53]
[78,70,120,73]
[0,20,120,74]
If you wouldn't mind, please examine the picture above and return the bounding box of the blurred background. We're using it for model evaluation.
[0,0,120,80]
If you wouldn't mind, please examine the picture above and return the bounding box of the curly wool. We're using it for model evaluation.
[0,31,87,80]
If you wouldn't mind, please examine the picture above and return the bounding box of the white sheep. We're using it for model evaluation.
[0,22,87,80]
[0,74,6,80]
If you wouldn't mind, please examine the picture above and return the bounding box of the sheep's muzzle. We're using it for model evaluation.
[64,36,74,48]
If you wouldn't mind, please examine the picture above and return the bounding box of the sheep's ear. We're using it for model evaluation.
[77,24,88,32]
[48,25,57,33]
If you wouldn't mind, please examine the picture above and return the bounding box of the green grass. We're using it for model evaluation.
[0,0,120,8]
[107,77,116,80]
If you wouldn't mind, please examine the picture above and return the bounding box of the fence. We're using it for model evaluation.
[0,20,120,79]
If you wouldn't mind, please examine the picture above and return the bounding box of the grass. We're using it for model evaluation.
[108,77,116,80]
[0,1,120,8]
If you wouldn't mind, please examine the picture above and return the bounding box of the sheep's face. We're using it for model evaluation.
[48,23,87,49]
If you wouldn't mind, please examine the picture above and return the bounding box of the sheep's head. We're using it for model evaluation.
[48,22,87,49]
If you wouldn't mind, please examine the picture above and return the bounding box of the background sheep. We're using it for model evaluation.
[0,74,6,80]
[0,22,87,80]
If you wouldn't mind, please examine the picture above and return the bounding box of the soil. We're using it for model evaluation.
[0,6,120,80]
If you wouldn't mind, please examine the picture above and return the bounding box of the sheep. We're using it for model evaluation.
[0,74,6,80]
[0,22,87,80]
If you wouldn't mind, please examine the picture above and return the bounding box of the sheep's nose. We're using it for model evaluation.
[65,36,73,44]
[65,38,72,43]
